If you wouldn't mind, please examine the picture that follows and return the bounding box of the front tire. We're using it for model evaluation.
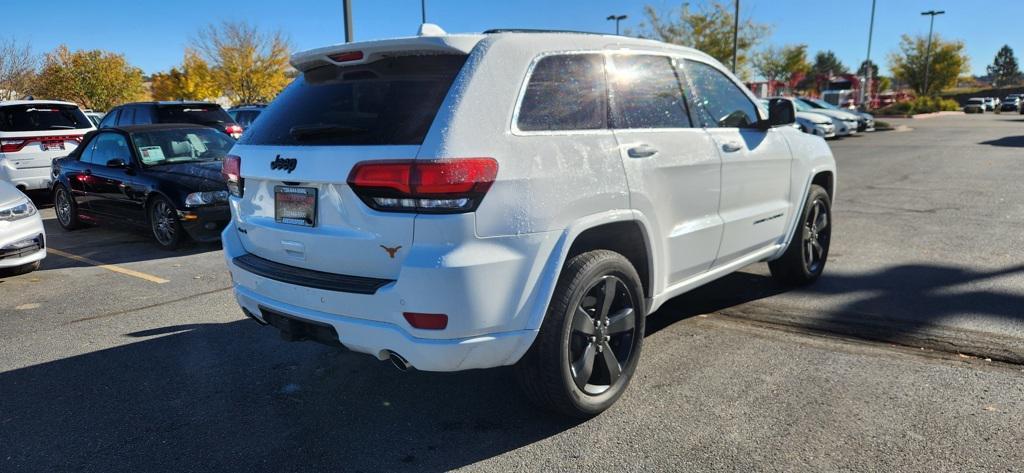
[149,196,185,250]
[770,184,832,285]
[515,250,645,418]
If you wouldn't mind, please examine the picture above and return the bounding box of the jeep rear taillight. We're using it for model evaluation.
[222,154,243,197]
[347,158,498,213]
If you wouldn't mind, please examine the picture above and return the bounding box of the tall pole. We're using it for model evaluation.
[731,0,740,73]
[921,10,945,96]
[861,0,876,109]
[343,0,354,43]
[606,15,627,35]
[421,0,426,24]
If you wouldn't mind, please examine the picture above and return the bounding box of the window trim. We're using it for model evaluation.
[510,50,614,137]
[680,58,766,129]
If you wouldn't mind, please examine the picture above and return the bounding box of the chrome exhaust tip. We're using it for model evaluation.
[386,351,411,372]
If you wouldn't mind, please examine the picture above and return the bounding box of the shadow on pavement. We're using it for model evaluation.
[0,320,581,472]
[979,135,1024,147]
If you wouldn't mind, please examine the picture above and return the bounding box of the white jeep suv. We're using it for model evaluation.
[0,100,95,191]
[223,28,836,417]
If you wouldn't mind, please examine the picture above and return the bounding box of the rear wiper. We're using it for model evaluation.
[289,124,368,141]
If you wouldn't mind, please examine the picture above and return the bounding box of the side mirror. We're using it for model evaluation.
[763,98,796,128]
[106,158,128,168]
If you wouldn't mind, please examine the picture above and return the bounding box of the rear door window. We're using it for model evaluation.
[609,54,693,129]
[156,105,233,126]
[517,54,608,132]
[240,55,467,146]
[0,104,92,131]
[116,107,136,126]
[99,109,119,128]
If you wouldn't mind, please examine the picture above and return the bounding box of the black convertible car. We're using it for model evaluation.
[51,124,233,249]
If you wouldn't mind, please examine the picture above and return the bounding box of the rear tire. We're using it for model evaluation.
[515,250,645,418]
[769,184,832,286]
[53,185,83,230]
[0,261,41,278]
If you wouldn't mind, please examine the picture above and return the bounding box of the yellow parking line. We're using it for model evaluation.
[48,248,170,284]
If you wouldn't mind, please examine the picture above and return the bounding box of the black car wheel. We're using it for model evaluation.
[54,185,83,230]
[769,184,832,285]
[149,196,184,250]
[515,250,645,418]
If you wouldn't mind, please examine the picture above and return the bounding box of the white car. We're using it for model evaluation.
[761,99,834,138]
[0,100,95,191]
[222,27,837,417]
[793,97,859,136]
[0,180,45,276]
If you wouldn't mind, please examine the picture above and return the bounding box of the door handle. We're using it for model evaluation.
[721,142,743,153]
[627,144,658,158]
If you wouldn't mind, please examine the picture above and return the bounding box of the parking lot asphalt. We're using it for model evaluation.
[2,113,1023,471]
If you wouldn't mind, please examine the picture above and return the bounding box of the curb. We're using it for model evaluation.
[715,303,1024,365]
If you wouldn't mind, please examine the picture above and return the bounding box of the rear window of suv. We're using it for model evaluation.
[239,55,468,146]
[156,105,234,127]
[0,104,92,132]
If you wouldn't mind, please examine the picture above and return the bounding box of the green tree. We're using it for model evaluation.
[857,59,879,79]
[191,21,291,105]
[888,34,969,96]
[782,44,811,77]
[878,76,892,92]
[151,50,221,101]
[811,50,848,77]
[633,1,771,77]
[0,38,37,100]
[33,45,145,110]
[986,45,1021,87]
[754,44,810,83]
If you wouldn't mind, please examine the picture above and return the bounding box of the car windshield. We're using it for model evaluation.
[806,98,841,110]
[239,54,468,146]
[789,99,813,112]
[130,128,235,166]
[156,105,234,126]
[0,104,92,131]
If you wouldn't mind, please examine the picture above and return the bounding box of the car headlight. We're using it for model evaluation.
[184,191,229,207]
[0,198,37,221]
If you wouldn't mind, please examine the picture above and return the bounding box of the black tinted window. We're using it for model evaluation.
[241,55,467,146]
[131,127,234,166]
[518,54,608,131]
[87,133,130,165]
[116,107,135,126]
[99,109,118,128]
[156,105,233,126]
[0,104,92,131]
[609,55,692,129]
[685,61,759,128]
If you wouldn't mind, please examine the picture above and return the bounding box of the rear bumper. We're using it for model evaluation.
[222,219,560,371]
[0,163,51,191]
[0,217,46,269]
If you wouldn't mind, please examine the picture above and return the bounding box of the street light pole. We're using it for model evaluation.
[861,0,877,109]
[606,15,627,35]
[421,0,426,24]
[343,0,353,43]
[921,9,945,95]
[731,0,740,73]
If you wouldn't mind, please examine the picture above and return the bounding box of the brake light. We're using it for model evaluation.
[1,135,83,153]
[225,124,243,139]
[222,155,243,197]
[347,158,498,213]
[328,51,364,63]
[403,312,448,330]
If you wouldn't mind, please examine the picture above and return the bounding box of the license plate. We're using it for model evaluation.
[274,186,317,227]
[42,141,65,151]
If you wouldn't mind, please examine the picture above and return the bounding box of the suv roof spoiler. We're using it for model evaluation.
[290,34,483,72]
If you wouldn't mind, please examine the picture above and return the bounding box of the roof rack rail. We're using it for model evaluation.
[482,28,614,36]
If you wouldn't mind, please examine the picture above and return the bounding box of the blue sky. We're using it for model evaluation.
[3,0,1015,77]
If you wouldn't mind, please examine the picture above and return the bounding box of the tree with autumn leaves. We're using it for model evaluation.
[152,21,292,105]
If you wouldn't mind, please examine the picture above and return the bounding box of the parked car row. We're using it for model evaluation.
[964,94,1024,114]
[766,96,875,139]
